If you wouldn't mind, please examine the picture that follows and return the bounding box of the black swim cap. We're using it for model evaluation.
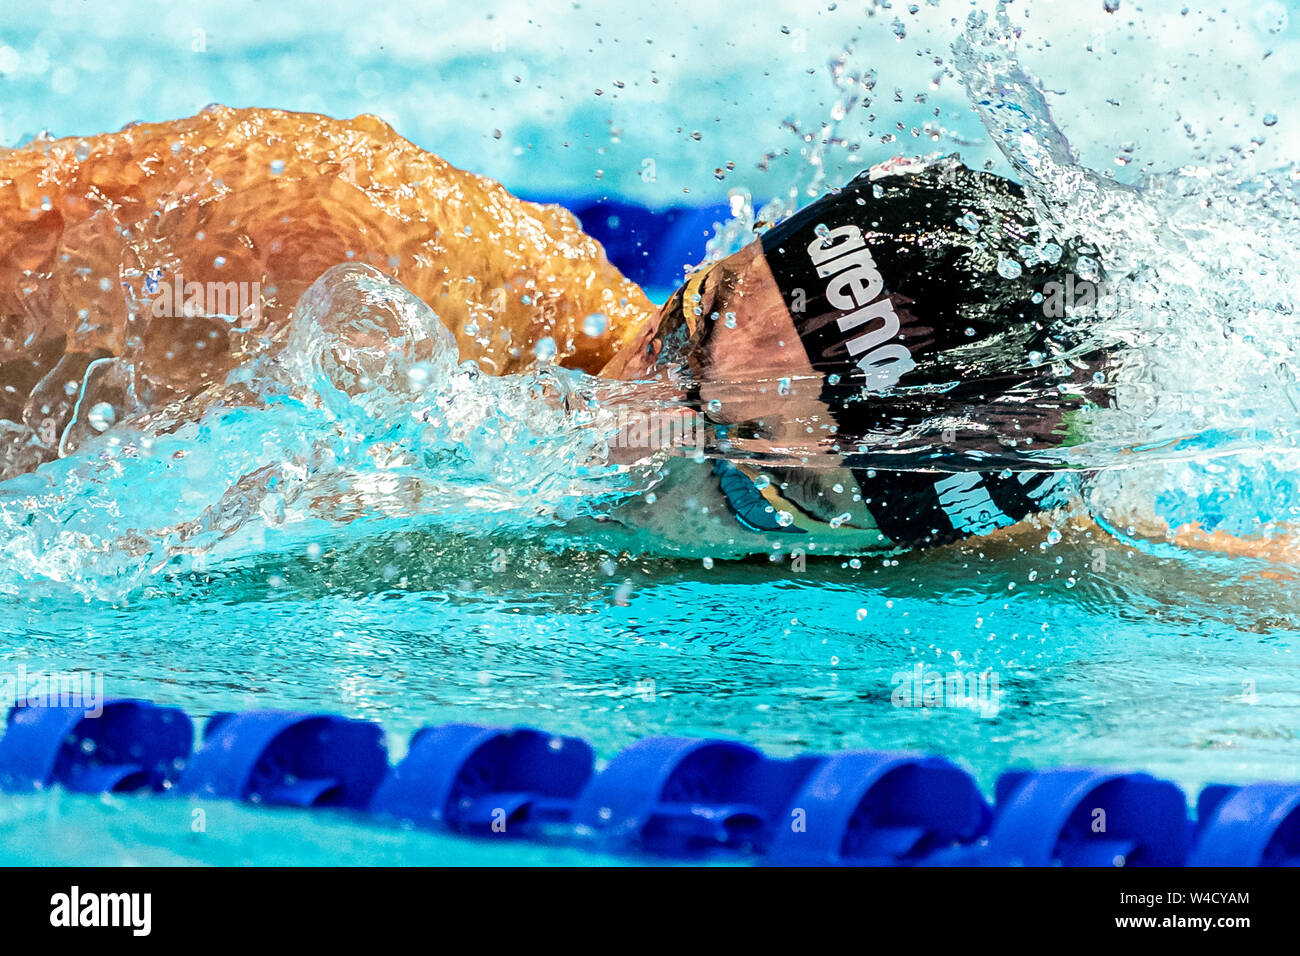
[749,157,1109,547]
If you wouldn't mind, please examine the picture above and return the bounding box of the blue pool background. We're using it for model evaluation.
[5,0,1300,205]
[2,0,1300,864]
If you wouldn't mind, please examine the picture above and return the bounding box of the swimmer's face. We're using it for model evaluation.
[601,238,840,467]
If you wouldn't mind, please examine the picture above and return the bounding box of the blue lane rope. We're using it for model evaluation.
[0,698,1296,866]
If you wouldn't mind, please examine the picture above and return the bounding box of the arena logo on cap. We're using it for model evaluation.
[807,224,915,389]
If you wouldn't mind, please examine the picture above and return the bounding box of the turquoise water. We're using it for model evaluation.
[3,1,1300,864]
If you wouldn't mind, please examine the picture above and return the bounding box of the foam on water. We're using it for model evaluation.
[950,9,1300,540]
[0,265,658,598]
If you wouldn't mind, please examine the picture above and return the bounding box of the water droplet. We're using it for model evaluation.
[406,363,433,388]
[957,212,980,233]
[1045,529,1062,546]
[1103,0,1120,12]
[776,510,795,527]
[996,255,1023,279]
[269,159,286,175]
[1255,2,1288,34]
[87,402,116,432]
[533,337,557,362]
[1264,112,1279,127]
[724,312,737,329]
[702,556,714,569]
[582,312,608,337]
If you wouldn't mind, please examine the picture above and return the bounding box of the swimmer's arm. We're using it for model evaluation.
[965,512,1300,565]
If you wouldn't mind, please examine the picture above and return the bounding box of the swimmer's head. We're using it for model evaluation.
[602,156,1082,398]
[602,156,1102,483]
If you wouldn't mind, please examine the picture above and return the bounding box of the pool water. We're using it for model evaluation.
[4,524,1297,863]
[3,0,1300,864]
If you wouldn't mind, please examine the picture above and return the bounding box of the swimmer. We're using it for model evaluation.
[592,156,1109,558]
[0,108,1287,562]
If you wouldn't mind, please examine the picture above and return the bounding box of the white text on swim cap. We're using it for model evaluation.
[807,224,915,390]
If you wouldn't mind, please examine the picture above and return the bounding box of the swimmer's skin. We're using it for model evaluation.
[0,106,653,475]
[1169,524,1300,562]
